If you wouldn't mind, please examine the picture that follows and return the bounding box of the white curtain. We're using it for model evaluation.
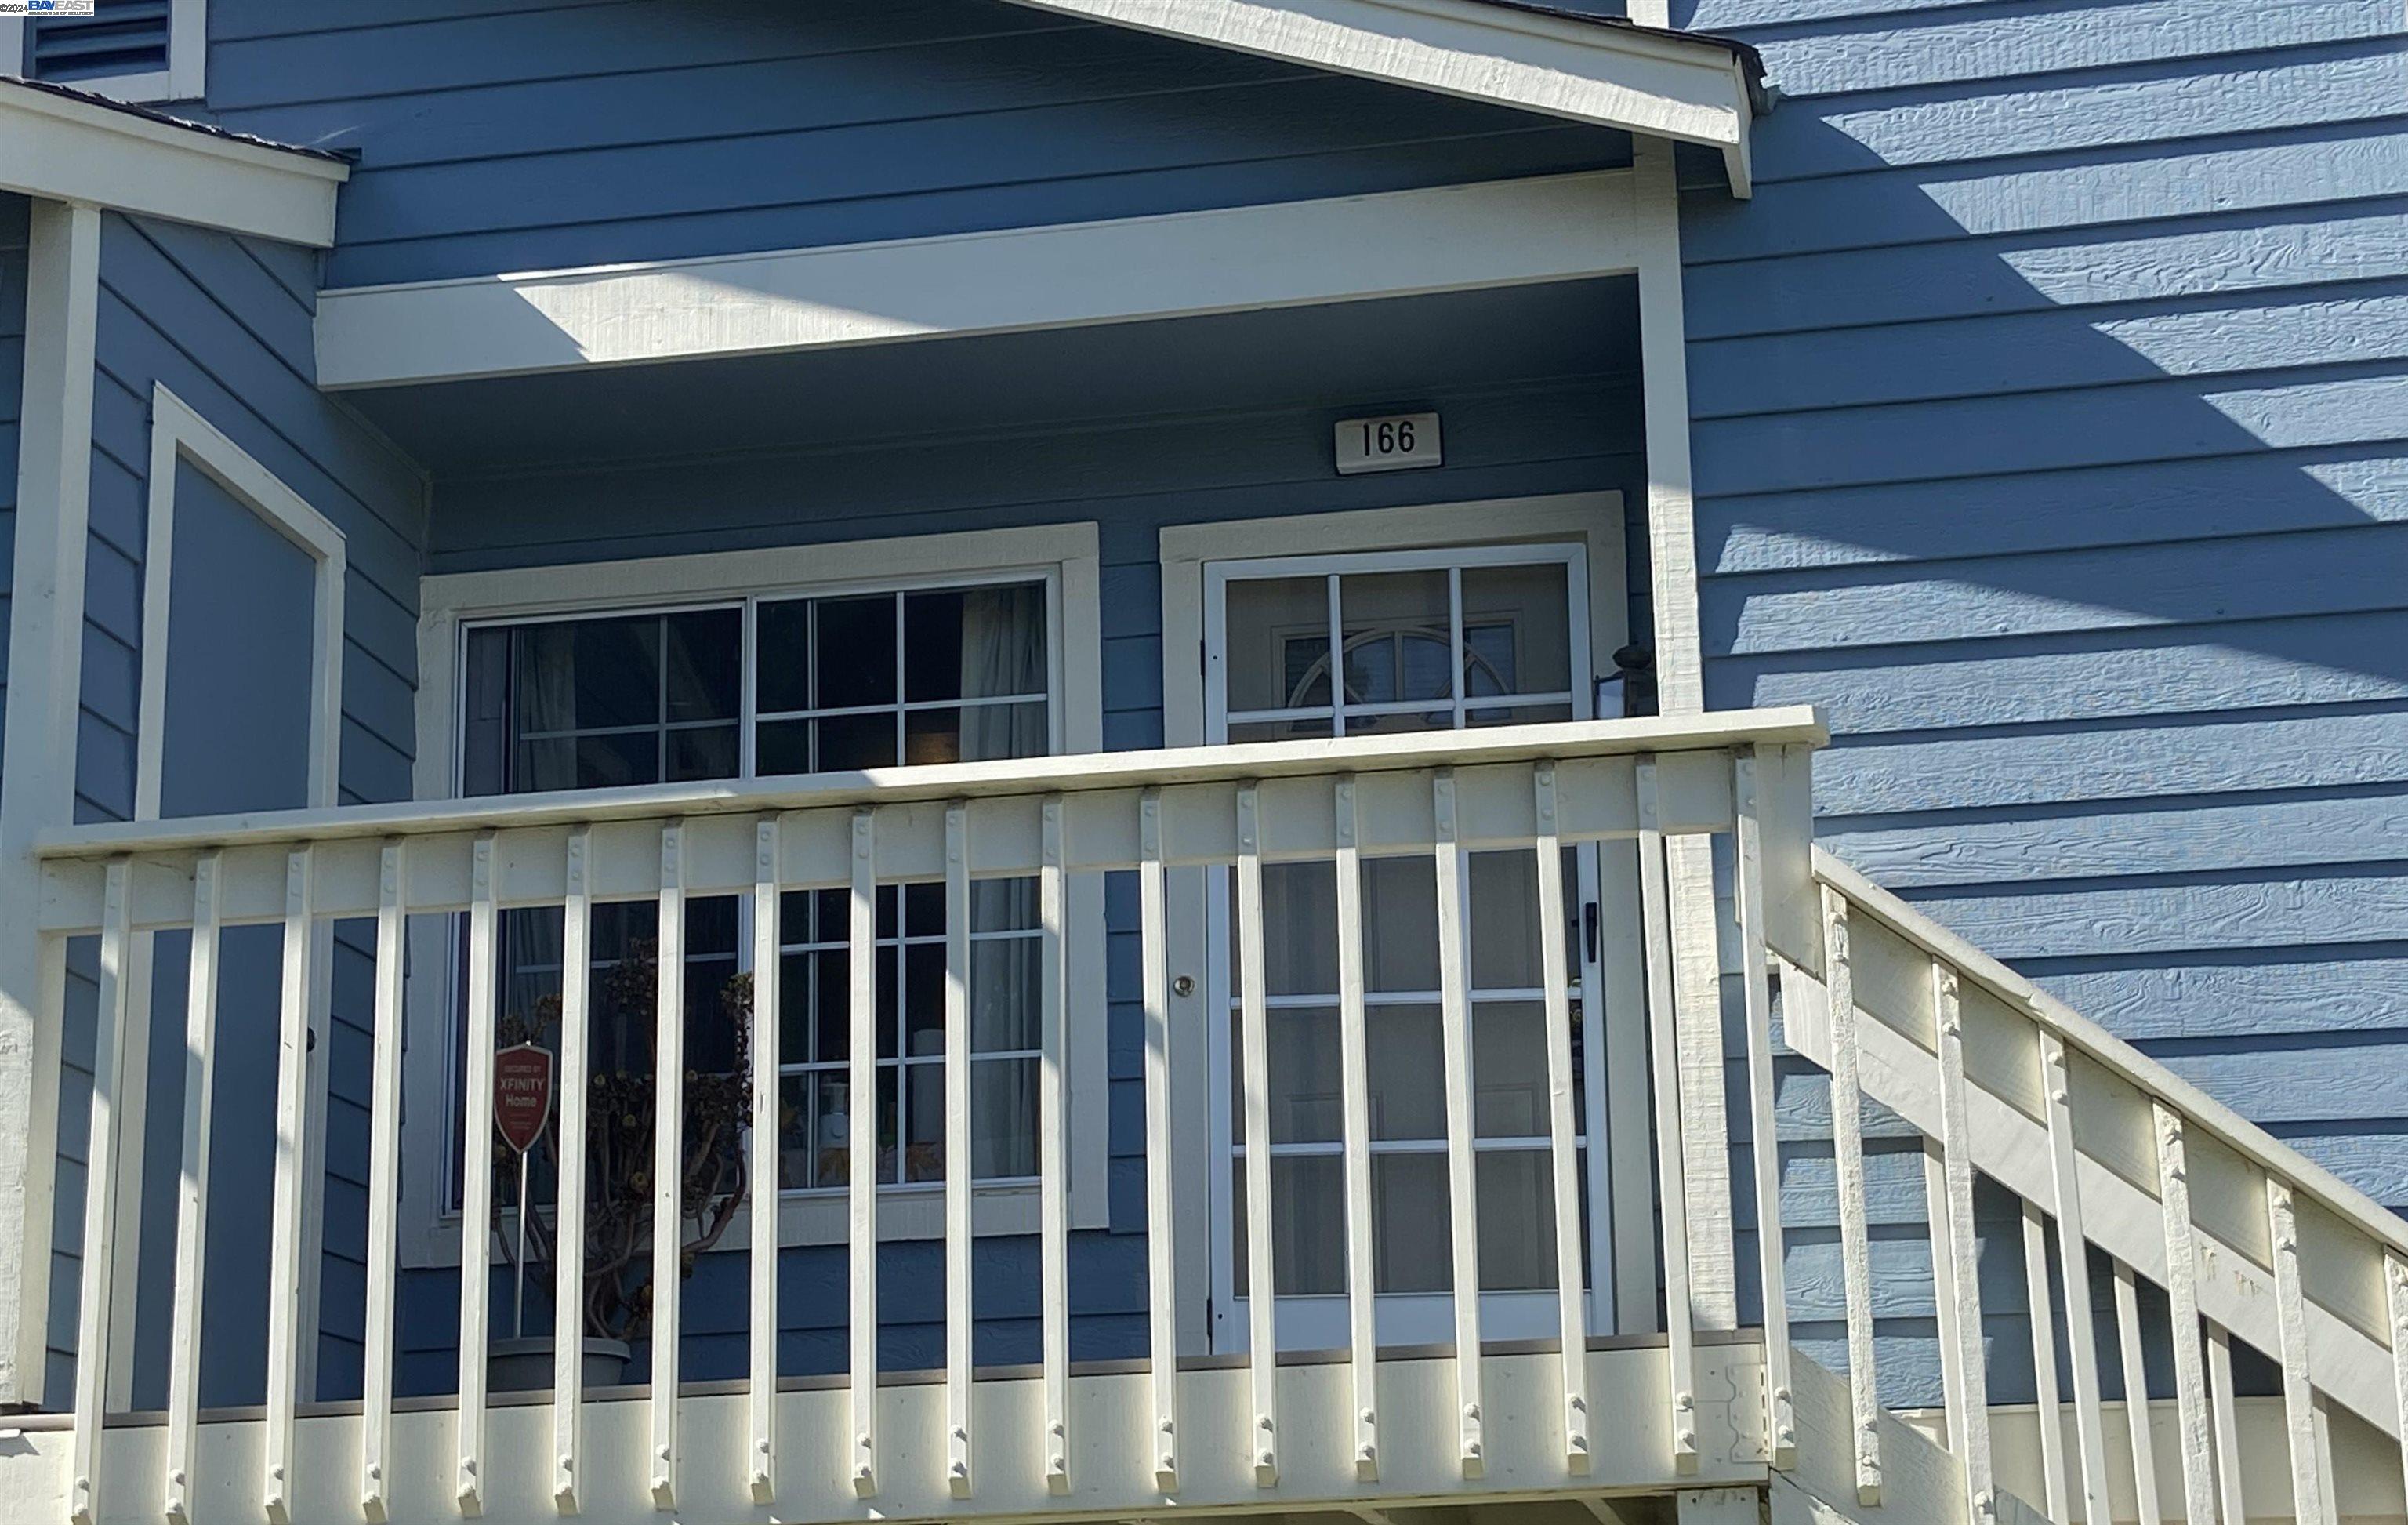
[956,585,1047,763]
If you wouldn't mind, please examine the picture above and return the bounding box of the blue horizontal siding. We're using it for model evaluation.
[195,0,1630,287]
[44,212,430,1410]
[1685,0,2408,1410]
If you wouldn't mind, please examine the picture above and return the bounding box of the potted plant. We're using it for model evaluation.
[488,939,754,1390]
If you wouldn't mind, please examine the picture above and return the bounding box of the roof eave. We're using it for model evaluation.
[996,0,1761,196]
[0,75,346,246]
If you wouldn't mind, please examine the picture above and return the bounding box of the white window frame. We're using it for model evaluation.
[1157,493,1655,1349]
[111,383,346,1407]
[404,523,1108,1268]
[4,0,209,104]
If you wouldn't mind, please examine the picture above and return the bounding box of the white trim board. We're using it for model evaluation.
[994,0,1755,194]
[107,383,349,1409]
[313,170,1645,390]
[0,199,102,1409]
[404,523,1111,1266]
[1,0,208,107]
[0,78,343,247]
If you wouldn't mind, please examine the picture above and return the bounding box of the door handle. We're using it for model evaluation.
[1583,902,1600,964]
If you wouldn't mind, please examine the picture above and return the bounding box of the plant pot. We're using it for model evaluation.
[488,1335,633,1392]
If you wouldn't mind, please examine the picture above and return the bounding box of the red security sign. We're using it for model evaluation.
[494,1044,555,1156]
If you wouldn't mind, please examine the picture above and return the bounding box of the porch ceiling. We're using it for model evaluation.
[343,277,1638,477]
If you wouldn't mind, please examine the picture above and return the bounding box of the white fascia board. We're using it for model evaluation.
[999,0,1754,188]
[314,169,1642,390]
[0,82,346,247]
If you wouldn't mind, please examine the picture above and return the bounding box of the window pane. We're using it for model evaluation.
[817,713,897,771]
[1462,562,1572,697]
[668,724,738,782]
[1340,570,1452,706]
[909,701,1050,765]
[663,608,742,721]
[1223,576,1329,713]
[970,936,1039,1053]
[1374,1153,1451,1293]
[461,627,510,796]
[755,599,812,713]
[904,1061,945,1182]
[813,595,896,710]
[756,717,810,776]
[905,583,1046,702]
[1365,1004,1443,1141]
[553,616,660,730]
[1234,1153,1344,1297]
[1224,1005,1339,1144]
[971,1057,1038,1178]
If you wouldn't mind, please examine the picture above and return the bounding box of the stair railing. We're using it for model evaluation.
[1773,848,2408,1525]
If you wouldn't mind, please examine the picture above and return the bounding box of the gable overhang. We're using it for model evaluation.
[0,78,347,247]
[997,0,1761,197]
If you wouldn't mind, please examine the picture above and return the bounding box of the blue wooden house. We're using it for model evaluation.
[0,2,2402,1522]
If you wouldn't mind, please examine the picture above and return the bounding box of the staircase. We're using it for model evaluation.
[1764,848,2408,1525]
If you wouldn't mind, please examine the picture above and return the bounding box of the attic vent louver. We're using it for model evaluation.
[29,0,173,85]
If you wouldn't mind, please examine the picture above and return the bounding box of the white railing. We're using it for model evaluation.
[1777,851,2408,1525]
[31,709,1826,1525]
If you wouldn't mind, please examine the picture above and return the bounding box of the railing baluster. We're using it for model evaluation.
[1819,886,1882,1506]
[1634,762,1698,1474]
[749,818,782,1505]
[2152,1104,2214,1525]
[1234,783,1279,1487]
[165,855,222,1525]
[2112,1259,2160,1525]
[1333,777,1380,1483]
[361,846,404,1522]
[266,848,318,1525]
[1925,1143,1965,1443]
[2267,1175,2326,1525]
[1433,770,1486,1480]
[2311,1393,2342,1525]
[1533,765,1590,1476]
[944,804,974,1500]
[456,835,498,1518]
[1039,797,1072,1494]
[1732,754,1794,1470]
[555,830,593,1514]
[67,859,132,1525]
[849,808,879,1498]
[1931,962,1995,1522]
[2207,1323,2249,1525]
[650,822,687,1509]
[1139,790,1180,1495]
[2389,1253,2408,1525]
[2040,1029,2114,1525]
[2020,1203,2068,1524]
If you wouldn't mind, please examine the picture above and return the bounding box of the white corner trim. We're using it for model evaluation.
[108,383,347,1407]
[0,199,102,1410]
[0,0,209,105]
[400,523,1111,1267]
[997,0,1751,168]
[314,169,1642,390]
[0,73,343,247]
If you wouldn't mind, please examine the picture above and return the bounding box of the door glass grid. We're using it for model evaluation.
[1226,848,1590,1297]
[1211,545,1596,1324]
[1223,561,1575,743]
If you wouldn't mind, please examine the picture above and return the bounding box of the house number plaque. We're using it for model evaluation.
[1334,412,1442,475]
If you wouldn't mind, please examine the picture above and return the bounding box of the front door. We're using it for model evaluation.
[1201,542,1612,1352]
